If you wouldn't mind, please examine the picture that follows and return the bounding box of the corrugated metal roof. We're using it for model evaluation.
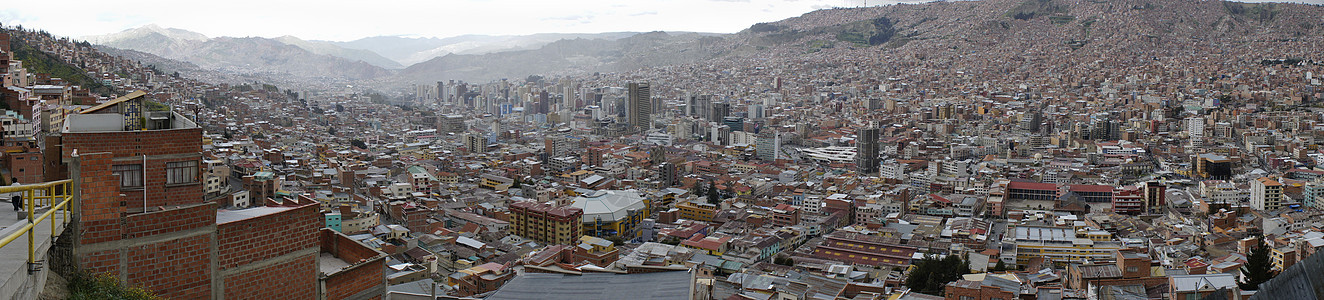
[486,271,691,300]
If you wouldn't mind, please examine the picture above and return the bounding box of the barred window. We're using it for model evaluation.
[112,164,144,188]
[167,161,198,184]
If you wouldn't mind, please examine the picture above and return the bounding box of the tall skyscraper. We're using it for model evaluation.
[627,82,652,130]
[689,95,712,119]
[710,102,730,122]
[757,131,780,161]
[856,127,880,174]
[437,81,446,104]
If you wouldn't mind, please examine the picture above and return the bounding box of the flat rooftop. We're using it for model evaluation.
[319,252,351,274]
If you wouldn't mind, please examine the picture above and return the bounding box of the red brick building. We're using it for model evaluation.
[943,276,1020,300]
[447,262,515,297]
[770,204,801,226]
[63,92,385,299]
[319,229,388,300]
[4,148,42,184]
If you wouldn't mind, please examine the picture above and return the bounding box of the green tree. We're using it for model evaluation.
[706,181,720,204]
[607,236,625,246]
[691,182,705,197]
[1239,237,1277,290]
[350,139,367,149]
[905,254,971,295]
[510,178,522,189]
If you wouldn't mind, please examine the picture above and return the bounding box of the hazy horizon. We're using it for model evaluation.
[2,0,929,42]
[4,0,1322,42]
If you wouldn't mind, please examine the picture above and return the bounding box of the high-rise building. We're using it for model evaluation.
[1143,181,1166,214]
[537,90,550,114]
[1185,117,1205,138]
[1252,177,1284,211]
[756,131,780,161]
[544,135,573,157]
[722,116,744,133]
[659,162,679,187]
[465,133,487,153]
[509,201,583,245]
[455,83,469,107]
[437,81,446,103]
[1091,118,1120,141]
[439,114,466,133]
[627,82,651,130]
[689,95,712,119]
[710,102,730,122]
[856,127,880,174]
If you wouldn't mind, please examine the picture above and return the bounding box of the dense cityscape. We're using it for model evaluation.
[1,0,1324,299]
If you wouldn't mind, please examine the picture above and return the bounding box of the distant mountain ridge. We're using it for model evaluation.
[84,25,394,79]
[80,0,1324,88]
[273,36,403,69]
[324,32,653,66]
[397,31,725,83]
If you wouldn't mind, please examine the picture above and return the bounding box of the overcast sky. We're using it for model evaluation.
[0,0,923,41]
[2,0,1322,42]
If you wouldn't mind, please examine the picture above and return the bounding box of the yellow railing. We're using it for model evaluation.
[0,180,73,274]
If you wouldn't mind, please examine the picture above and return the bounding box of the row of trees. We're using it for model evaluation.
[904,254,971,295]
[690,181,729,204]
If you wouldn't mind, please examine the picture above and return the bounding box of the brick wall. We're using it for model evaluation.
[217,203,320,269]
[320,228,386,300]
[75,152,123,246]
[63,128,205,210]
[62,128,203,158]
[123,203,214,239]
[6,151,42,184]
[74,152,219,300]
[222,254,318,300]
[320,229,380,262]
[324,258,384,300]
[126,234,212,299]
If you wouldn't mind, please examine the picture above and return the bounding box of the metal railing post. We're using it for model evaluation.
[62,183,68,225]
[26,188,34,272]
[0,180,74,276]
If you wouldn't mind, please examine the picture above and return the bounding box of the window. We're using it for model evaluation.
[112,164,144,188]
[167,161,198,184]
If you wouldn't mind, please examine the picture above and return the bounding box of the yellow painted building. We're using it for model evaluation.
[677,201,718,222]
[479,174,513,191]
[573,190,650,239]
[1012,226,1122,265]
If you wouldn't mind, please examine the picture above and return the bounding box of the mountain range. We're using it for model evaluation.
[81,0,1324,87]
